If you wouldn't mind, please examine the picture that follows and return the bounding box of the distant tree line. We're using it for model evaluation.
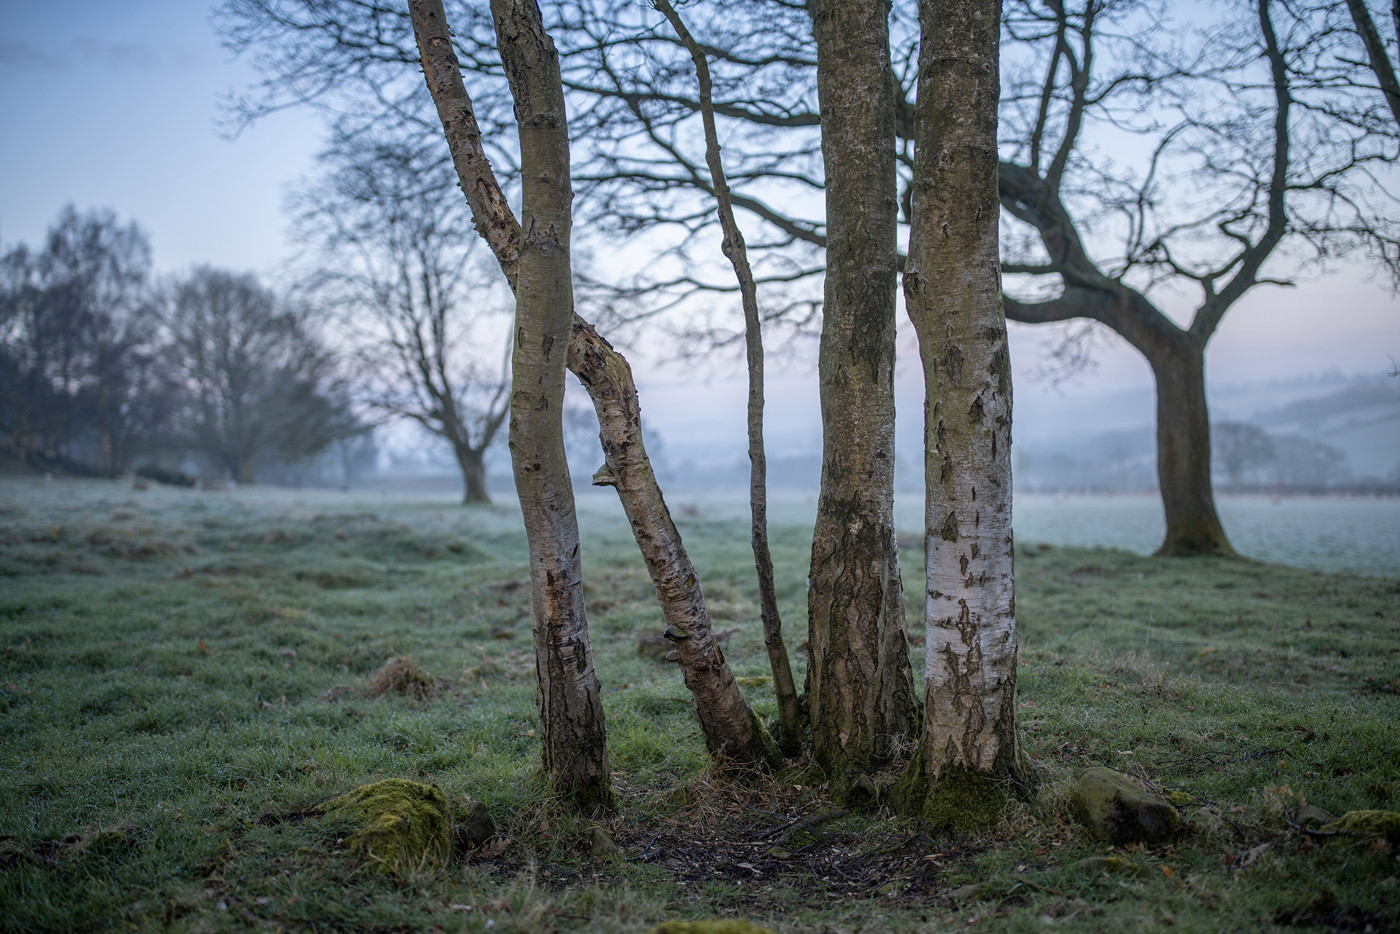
[0,207,367,485]
[1213,421,1375,492]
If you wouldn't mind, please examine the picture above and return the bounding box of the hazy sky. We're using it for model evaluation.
[2,1,1396,465]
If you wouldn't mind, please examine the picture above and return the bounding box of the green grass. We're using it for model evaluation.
[0,478,1397,932]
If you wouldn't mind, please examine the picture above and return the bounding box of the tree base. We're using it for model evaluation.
[894,748,1031,833]
[1155,532,1235,557]
[556,775,614,816]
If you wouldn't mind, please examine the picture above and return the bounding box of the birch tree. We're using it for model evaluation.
[899,0,1026,829]
[410,0,777,786]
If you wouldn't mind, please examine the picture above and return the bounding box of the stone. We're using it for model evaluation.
[453,799,496,852]
[1294,804,1334,829]
[946,883,982,901]
[321,779,452,875]
[1069,767,1181,845]
[588,824,618,857]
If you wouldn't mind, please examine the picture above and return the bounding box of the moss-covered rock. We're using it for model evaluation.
[1322,809,1400,843]
[321,779,451,875]
[1069,767,1180,845]
[644,922,778,934]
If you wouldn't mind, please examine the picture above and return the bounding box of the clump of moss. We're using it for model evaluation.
[363,656,441,702]
[645,921,778,934]
[892,747,1009,832]
[1322,810,1400,844]
[321,779,451,875]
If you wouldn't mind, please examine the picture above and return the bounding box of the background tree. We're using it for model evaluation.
[995,0,1398,554]
[296,135,511,504]
[164,267,360,483]
[214,3,1400,556]
[1343,0,1400,127]
[0,207,168,475]
[1272,434,1351,488]
[1213,421,1276,491]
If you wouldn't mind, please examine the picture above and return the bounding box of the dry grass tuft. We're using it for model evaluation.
[363,656,443,702]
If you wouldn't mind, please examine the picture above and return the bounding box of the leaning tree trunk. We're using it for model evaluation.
[898,0,1026,832]
[412,0,771,777]
[491,0,610,812]
[455,444,491,505]
[807,0,920,798]
[1146,331,1233,556]
[572,319,778,768]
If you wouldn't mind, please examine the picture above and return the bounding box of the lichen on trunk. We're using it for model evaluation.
[901,0,1026,831]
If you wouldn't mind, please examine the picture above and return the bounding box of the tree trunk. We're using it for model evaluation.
[654,0,801,758]
[491,0,610,812]
[412,0,774,776]
[899,0,1026,832]
[234,452,256,485]
[1147,333,1232,556]
[456,444,491,505]
[807,0,920,798]
[570,318,778,769]
[1347,0,1400,129]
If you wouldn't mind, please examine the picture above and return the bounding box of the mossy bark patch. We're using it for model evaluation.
[1322,809,1400,843]
[1069,767,1180,845]
[321,779,451,875]
[645,922,778,934]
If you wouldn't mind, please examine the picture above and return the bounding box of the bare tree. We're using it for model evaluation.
[0,207,168,475]
[900,0,1026,829]
[214,5,1400,553]
[164,267,359,484]
[995,0,1398,554]
[1213,422,1275,491]
[1345,0,1400,127]
[803,0,920,798]
[653,0,802,758]
[410,0,778,805]
[295,136,510,503]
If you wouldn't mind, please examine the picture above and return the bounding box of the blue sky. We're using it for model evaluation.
[1,1,1395,468]
[0,0,320,274]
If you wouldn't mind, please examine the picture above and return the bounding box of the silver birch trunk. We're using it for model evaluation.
[899,0,1025,831]
[411,0,772,776]
[807,0,921,797]
[493,0,610,811]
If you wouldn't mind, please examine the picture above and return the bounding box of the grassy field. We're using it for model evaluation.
[1,477,1397,932]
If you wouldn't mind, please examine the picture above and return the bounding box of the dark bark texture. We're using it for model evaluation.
[806,0,920,795]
